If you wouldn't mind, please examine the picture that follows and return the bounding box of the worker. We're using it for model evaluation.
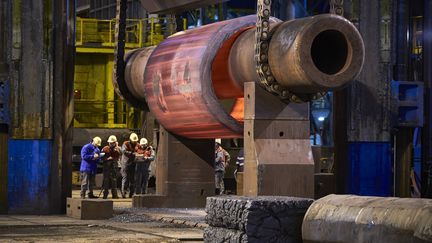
[120,133,139,198]
[101,135,121,199]
[134,138,155,194]
[234,148,244,178]
[214,142,226,195]
[80,136,102,199]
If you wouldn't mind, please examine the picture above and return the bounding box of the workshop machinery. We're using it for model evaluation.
[112,0,364,207]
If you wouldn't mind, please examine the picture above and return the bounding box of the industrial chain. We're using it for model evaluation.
[255,0,322,103]
[113,0,148,110]
[256,0,292,102]
[113,0,127,94]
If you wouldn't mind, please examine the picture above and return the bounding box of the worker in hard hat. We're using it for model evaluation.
[120,132,139,198]
[101,135,121,199]
[134,138,155,195]
[80,136,102,199]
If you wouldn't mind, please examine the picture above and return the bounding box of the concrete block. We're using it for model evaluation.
[66,197,113,220]
[205,196,313,242]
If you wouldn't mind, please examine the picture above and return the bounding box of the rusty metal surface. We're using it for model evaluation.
[140,0,228,14]
[229,14,365,95]
[9,0,53,139]
[142,16,259,138]
[302,194,432,243]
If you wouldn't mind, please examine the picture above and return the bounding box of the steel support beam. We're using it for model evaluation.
[423,0,432,198]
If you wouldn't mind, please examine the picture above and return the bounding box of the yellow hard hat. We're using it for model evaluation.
[140,138,148,145]
[92,136,102,146]
[107,135,117,143]
[129,133,139,142]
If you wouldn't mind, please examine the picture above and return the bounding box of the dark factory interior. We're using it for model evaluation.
[0,0,431,242]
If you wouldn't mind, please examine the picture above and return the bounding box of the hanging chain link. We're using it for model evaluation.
[255,0,326,103]
[113,0,127,90]
[255,0,296,102]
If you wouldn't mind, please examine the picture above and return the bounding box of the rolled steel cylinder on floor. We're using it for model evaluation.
[116,14,364,139]
[302,194,432,243]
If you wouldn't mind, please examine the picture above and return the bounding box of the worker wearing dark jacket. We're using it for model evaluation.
[80,136,102,199]
[215,142,226,195]
[120,133,139,198]
[101,135,121,199]
[134,138,155,194]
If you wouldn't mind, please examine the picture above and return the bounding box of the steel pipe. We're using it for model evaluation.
[229,14,364,94]
[115,14,364,138]
[302,194,432,243]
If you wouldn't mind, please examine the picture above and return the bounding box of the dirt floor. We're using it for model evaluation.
[0,190,206,242]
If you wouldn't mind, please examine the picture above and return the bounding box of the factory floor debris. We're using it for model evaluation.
[0,191,206,242]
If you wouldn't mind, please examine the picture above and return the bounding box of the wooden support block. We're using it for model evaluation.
[66,197,113,220]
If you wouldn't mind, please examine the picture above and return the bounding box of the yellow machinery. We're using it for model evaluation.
[74,17,176,129]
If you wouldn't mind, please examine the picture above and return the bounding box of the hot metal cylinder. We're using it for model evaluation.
[117,14,364,139]
[142,16,260,138]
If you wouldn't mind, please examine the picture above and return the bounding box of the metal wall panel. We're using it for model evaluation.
[347,142,392,196]
[8,140,52,214]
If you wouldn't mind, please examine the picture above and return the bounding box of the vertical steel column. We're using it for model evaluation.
[344,0,393,196]
[0,0,11,214]
[52,0,76,213]
[422,0,432,198]
[7,0,75,214]
[393,0,412,197]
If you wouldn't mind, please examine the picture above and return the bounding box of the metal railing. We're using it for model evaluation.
[74,99,129,128]
[75,17,177,48]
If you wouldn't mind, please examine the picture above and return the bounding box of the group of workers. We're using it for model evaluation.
[80,133,244,198]
[79,133,155,199]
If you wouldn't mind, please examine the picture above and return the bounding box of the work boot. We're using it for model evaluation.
[103,194,108,199]
[88,194,99,199]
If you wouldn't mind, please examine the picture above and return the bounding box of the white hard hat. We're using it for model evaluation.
[92,136,102,146]
[140,138,148,145]
[107,135,117,143]
[129,133,139,142]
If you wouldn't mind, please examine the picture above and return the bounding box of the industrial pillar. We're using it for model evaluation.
[341,0,393,196]
[0,1,10,214]
[5,0,75,214]
[423,0,432,198]
[243,82,314,197]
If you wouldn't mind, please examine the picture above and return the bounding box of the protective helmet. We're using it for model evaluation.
[107,135,117,143]
[129,133,139,142]
[140,138,148,146]
[92,136,102,146]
